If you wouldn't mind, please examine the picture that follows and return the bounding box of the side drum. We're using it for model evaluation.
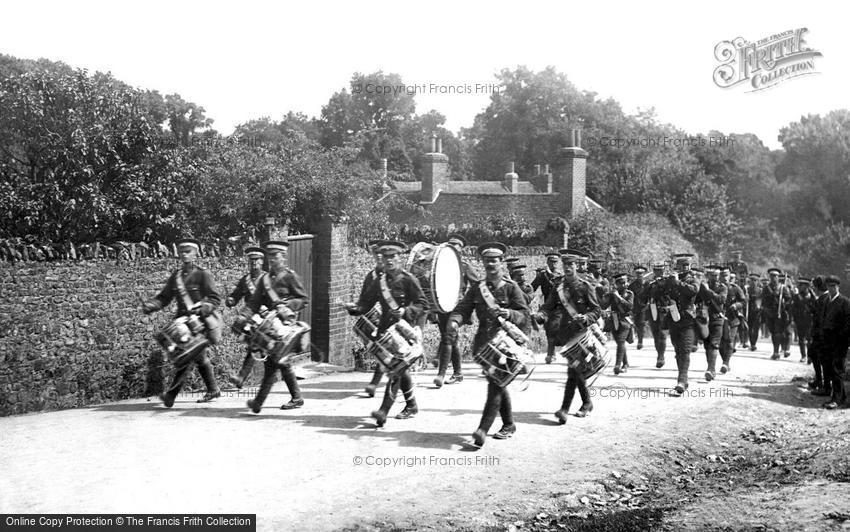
[158,315,209,367]
[559,324,610,382]
[474,330,535,388]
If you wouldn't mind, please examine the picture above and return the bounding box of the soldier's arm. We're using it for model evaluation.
[448,285,476,326]
[505,282,531,330]
[403,273,429,323]
[227,278,247,307]
[149,272,176,312]
[537,287,559,321]
[531,270,544,291]
[281,271,309,312]
[583,283,603,323]
[620,290,634,313]
[197,270,222,316]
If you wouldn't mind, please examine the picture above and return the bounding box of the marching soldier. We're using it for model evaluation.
[345,241,428,426]
[225,246,267,389]
[727,251,749,285]
[142,238,223,407]
[790,277,815,364]
[535,249,602,423]
[448,242,530,446]
[628,265,650,350]
[761,268,793,360]
[745,274,762,350]
[357,240,386,397]
[819,275,850,409]
[237,240,309,413]
[532,252,562,364]
[602,273,634,374]
[509,263,535,310]
[697,265,727,381]
[647,262,671,368]
[434,234,480,388]
[666,254,700,396]
[719,266,746,373]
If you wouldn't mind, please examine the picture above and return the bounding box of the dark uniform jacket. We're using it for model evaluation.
[350,269,428,335]
[724,283,747,326]
[602,288,634,331]
[664,275,699,327]
[698,280,728,321]
[449,277,530,353]
[811,293,828,343]
[761,283,792,320]
[821,293,850,345]
[227,271,263,307]
[243,268,309,317]
[790,291,816,330]
[628,278,650,310]
[539,276,602,344]
[150,265,222,318]
[531,268,561,300]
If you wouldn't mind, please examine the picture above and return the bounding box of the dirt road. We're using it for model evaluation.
[1,339,848,531]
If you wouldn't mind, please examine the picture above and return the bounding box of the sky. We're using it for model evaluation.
[1,0,846,150]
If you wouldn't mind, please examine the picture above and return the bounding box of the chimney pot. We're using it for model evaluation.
[436,138,442,154]
[430,134,437,153]
[380,158,388,178]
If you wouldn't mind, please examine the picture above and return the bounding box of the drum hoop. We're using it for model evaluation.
[431,243,462,313]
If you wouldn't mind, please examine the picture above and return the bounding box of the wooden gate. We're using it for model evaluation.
[287,234,314,359]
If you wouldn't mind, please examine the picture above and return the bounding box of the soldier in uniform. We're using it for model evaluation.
[809,276,830,396]
[697,265,727,382]
[745,274,762,350]
[357,240,386,397]
[509,263,535,308]
[820,275,850,409]
[719,266,746,373]
[647,262,671,368]
[433,234,480,388]
[727,251,749,288]
[535,249,602,423]
[345,241,428,426]
[761,268,793,360]
[225,246,266,389]
[235,240,309,413]
[790,277,815,364]
[628,265,650,350]
[142,238,223,407]
[602,272,634,374]
[665,254,700,396]
[532,252,562,364]
[448,242,530,446]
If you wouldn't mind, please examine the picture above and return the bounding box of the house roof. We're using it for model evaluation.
[392,180,541,195]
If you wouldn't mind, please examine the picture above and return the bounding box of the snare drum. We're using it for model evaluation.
[245,311,311,366]
[405,242,463,313]
[474,330,536,388]
[558,324,610,381]
[353,307,381,346]
[157,315,209,367]
[366,320,423,377]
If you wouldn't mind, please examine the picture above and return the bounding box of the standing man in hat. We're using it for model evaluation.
[345,241,428,426]
[355,239,387,397]
[602,272,634,374]
[225,246,267,389]
[536,249,602,422]
[628,265,650,351]
[532,252,563,364]
[820,275,850,409]
[666,254,700,396]
[448,242,530,446]
[647,262,671,368]
[809,276,830,396]
[727,251,749,286]
[719,266,746,373]
[745,274,762,351]
[761,268,793,360]
[790,277,816,364]
[433,234,480,388]
[237,240,309,413]
[142,238,223,407]
[698,265,728,381]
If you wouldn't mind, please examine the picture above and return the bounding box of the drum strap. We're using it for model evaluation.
[174,269,196,312]
[262,273,282,304]
[478,281,502,313]
[379,273,401,310]
[244,273,258,296]
[557,283,580,319]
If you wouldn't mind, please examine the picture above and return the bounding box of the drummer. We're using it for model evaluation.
[448,242,530,446]
[237,240,310,413]
[535,248,602,423]
[508,263,535,334]
[355,239,387,398]
[142,238,223,407]
[345,241,428,427]
[434,234,480,388]
[224,246,267,389]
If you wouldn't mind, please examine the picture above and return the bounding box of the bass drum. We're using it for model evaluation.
[405,242,463,314]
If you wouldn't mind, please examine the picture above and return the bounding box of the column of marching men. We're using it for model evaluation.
[142,240,850,448]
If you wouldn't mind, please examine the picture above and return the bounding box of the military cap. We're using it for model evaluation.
[767,268,781,275]
[748,273,761,279]
[705,264,722,272]
[719,265,731,272]
[263,240,289,254]
[825,275,841,286]
[633,265,647,273]
[797,277,812,284]
[367,239,384,252]
[505,257,521,266]
[177,238,201,252]
[509,262,527,272]
[651,262,666,270]
[378,240,407,256]
[559,248,586,261]
[613,272,628,282]
[244,246,265,259]
[446,234,466,248]
[673,253,694,264]
[478,242,507,258]
[545,252,560,259]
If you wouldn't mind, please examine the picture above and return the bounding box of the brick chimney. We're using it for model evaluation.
[554,129,587,217]
[420,133,449,204]
[503,162,518,193]
[380,158,388,179]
